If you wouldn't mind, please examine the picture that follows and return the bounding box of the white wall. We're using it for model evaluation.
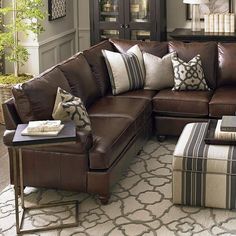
[7,0,79,76]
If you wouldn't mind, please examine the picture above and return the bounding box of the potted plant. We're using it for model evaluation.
[0,0,45,123]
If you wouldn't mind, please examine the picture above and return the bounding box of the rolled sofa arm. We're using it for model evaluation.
[3,130,16,147]
[76,129,93,150]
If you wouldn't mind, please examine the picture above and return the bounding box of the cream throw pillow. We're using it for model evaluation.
[102,44,145,95]
[143,52,174,90]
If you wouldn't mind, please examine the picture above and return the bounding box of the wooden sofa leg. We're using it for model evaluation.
[157,135,166,142]
[98,194,110,205]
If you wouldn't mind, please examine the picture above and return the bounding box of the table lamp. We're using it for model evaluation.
[183,0,209,31]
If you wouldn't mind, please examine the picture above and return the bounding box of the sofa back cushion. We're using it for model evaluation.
[12,67,71,123]
[169,41,217,90]
[83,40,115,96]
[58,54,101,108]
[218,43,236,87]
[110,39,168,57]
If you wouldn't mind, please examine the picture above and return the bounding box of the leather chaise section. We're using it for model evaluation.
[152,89,213,118]
[88,96,151,120]
[209,86,236,118]
[89,116,136,169]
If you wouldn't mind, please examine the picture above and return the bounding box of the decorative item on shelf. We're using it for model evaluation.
[204,13,235,33]
[183,0,209,31]
[103,0,112,12]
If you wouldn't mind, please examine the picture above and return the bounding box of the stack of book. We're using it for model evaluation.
[204,13,235,33]
[21,120,64,136]
[214,116,236,141]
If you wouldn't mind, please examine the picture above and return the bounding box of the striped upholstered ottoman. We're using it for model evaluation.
[172,122,236,209]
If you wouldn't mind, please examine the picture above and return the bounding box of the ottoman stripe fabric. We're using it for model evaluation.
[173,122,236,209]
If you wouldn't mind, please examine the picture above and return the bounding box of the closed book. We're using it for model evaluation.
[221,116,236,131]
[230,13,235,33]
[224,14,230,33]
[214,14,219,32]
[204,14,209,32]
[219,14,224,33]
[209,14,214,32]
[215,120,236,140]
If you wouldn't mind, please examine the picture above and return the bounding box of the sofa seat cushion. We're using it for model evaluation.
[88,96,151,123]
[89,116,135,169]
[152,89,212,118]
[209,87,236,118]
[107,90,157,101]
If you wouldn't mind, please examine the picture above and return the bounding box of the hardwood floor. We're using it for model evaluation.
[0,124,10,192]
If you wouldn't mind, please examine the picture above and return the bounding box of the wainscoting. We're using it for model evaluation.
[78,28,90,51]
[39,29,76,72]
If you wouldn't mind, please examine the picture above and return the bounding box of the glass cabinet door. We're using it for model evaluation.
[99,0,119,22]
[130,0,150,23]
[124,0,155,41]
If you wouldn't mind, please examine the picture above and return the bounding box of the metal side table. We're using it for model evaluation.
[10,121,79,235]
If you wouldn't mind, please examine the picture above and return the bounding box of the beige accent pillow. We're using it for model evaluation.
[143,52,174,90]
[52,88,74,121]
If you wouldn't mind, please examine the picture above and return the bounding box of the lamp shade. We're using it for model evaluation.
[183,0,209,4]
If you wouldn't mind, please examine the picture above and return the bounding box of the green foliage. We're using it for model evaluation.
[0,73,32,85]
[0,0,45,68]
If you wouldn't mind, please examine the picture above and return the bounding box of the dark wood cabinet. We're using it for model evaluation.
[90,0,166,45]
[169,28,236,42]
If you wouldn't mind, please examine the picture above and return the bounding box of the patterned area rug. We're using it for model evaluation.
[1,138,236,236]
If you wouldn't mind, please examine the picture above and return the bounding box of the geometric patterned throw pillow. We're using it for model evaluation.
[52,87,91,131]
[171,53,210,91]
[102,45,145,95]
[62,100,91,131]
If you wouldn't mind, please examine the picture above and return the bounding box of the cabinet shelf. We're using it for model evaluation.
[100,11,119,16]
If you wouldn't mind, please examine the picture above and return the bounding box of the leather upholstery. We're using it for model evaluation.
[6,39,236,201]
[153,89,213,117]
[110,38,168,57]
[88,96,151,121]
[83,40,115,96]
[218,43,236,87]
[209,86,236,118]
[2,98,21,130]
[59,54,101,108]
[89,116,135,169]
[3,130,15,146]
[12,67,71,122]
[155,116,208,136]
[21,149,88,191]
[106,90,157,101]
[169,41,217,89]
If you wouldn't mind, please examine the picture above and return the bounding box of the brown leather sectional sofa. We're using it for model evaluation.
[3,39,236,204]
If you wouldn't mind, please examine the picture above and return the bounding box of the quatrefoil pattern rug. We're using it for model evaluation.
[1,138,236,236]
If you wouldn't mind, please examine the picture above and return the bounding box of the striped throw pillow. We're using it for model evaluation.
[102,45,145,95]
